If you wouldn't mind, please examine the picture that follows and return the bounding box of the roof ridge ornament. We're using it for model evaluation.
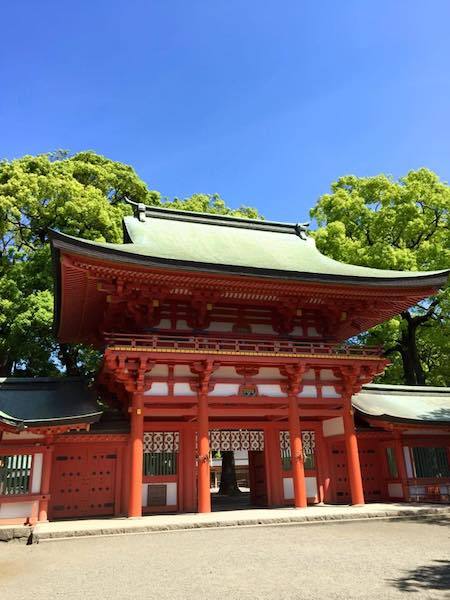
[124,197,147,222]
[295,222,310,240]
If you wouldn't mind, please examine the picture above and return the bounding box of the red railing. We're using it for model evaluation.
[105,333,382,357]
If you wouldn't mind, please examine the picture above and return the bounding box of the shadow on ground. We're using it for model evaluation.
[390,513,450,527]
[390,560,450,593]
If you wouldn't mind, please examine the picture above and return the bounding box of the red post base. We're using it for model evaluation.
[343,408,365,505]
[197,392,211,513]
[128,395,144,518]
[289,395,307,508]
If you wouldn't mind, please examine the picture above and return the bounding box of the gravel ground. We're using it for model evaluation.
[1,516,449,600]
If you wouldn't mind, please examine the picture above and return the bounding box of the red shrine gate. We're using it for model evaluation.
[0,203,442,526]
[94,334,387,516]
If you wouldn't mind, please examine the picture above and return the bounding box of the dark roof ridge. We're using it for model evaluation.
[125,199,309,236]
[0,376,86,384]
[362,383,450,394]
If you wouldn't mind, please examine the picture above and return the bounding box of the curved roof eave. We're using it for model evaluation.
[353,385,450,425]
[49,229,450,289]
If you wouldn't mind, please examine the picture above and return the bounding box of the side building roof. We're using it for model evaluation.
[0,377,103,431]
[354,383,450,426]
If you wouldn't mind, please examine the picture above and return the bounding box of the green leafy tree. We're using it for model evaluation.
[0,151,258,376]
[311,169,450,385]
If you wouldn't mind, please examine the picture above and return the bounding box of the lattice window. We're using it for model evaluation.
[0,454,32,496]
[143,432,179,453]
[279,431,316,470]
[386,447,398,478]
[412,447,450,478]
[209,430,264,451]
[143,453,177,476]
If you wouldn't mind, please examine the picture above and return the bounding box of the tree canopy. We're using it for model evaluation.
[1,154,448,386]
[0,151,258,376]
[311,169,450,385]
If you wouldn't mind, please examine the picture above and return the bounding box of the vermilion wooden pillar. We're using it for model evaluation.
[288,395,307,508]
[197,390,211,513]
[393,432,409,501]
[342,406,365,505]
[38,437,53,522]
[183,427,197,512]
[316,430,331,504]
[265,428,283,506]
[128,393,144,517]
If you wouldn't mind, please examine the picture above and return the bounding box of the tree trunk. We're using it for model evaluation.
[399,314,426,385]
[0,353,13,376]
[58,343,82,376]
[219,451,241,496]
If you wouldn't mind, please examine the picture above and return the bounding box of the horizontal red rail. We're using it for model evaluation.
[104,333,382,357]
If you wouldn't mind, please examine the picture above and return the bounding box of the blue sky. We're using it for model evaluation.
[1,1,450,222]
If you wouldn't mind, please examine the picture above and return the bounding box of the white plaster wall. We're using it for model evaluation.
[150,364,169,377]
[320,369,339,381]
[283,477,294,500]
[209,384,239,396]
[0,501,35,519]
[145,382,169,396]
[307,327,320,337]
[302,369,316,381]
[253,367,286,380]
[409,485,426,496]
[291,326,304,336]
[174,383,196,396]
[31,453,43,494]
[322,416,344,437]
[252,324,275,334]
[283,477,317,500]
[207,322,234,332]
[176,320,191,330]
[388,483,403,498]
[141,483,177,507]
[174,365,192,377]
[322,386,340,398]
[298,385,317,398]
[166,482,177,505]
[257,384,286,397]
[156,319,172,329]
[403,447,413,478]
[212,366,242,379]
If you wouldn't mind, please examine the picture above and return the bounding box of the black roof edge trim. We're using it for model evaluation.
[50,239,62,338]
[0,376,91,387]
[361,384,450,395]
[354,407,450,427]
[0,411,103,430]
[49,230,450,289]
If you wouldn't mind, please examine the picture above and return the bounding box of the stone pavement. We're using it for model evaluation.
[1,502,449,543]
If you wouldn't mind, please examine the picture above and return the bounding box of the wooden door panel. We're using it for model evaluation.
[50,445,117,519]
[329,441,383,503]
[249,451,268,506]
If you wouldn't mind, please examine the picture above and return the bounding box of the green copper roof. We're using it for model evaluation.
[49,206,449,287]
[354,384,450,425]
[0,378,102,430]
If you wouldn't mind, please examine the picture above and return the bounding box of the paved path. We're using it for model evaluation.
[2,502,449,542]
[1,515,449,599]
